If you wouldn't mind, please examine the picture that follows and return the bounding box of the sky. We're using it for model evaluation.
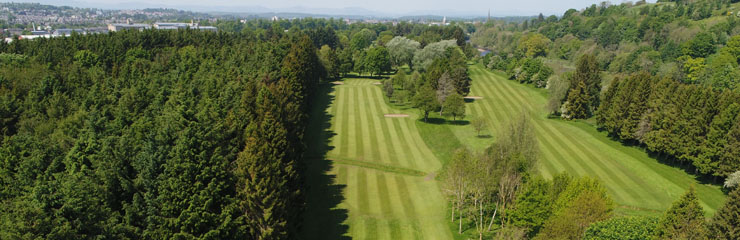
[24,0,657,16]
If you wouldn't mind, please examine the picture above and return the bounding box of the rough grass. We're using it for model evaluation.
[450,64,726,217]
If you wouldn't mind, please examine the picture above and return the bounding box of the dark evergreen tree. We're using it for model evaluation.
[709,187,740,240]
[654,186,708,239]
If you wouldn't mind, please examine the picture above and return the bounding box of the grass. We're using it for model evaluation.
[444,64,726,217]
[303,64,727,239]
[303,78,453,239]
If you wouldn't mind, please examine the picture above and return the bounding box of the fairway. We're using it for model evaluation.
[304,78,453,239]
[456,64,726,216]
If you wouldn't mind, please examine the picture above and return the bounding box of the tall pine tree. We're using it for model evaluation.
[565,80,591,119]
[654,186,707,239]
[709,187,740,240]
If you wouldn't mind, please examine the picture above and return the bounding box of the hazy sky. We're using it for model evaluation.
[29,0,657,16]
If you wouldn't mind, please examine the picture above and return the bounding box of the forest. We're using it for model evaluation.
[0,24,326,238]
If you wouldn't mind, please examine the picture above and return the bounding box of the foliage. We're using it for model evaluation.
[383,79,394,98]
[709,187,740,240]
[564,80,591,120]
[442,92,465,121]
[412,40,458,71]
[508,177,553,237]
[584,216,659,240]
[364,46,392,76]
[516,33,551,58]
[654,186,708,240]
[0,25,325,239]
[725,171,740,189]
[386,36,420,69]
[471,117,488,136]
[412,84,440,122]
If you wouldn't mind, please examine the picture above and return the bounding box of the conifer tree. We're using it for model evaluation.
[235,112,293,239]
[572,54,601,110]
[654,186,707,239]
[565,80,591,119]
[719,119,740,177]
[709,187,740,240]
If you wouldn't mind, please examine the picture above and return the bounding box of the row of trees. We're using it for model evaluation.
[0,26,324,239]
[597,68,740,180]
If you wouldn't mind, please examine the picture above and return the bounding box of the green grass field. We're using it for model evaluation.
[303,78,453,239]
[303,64,727,239]
[449,64,726,216]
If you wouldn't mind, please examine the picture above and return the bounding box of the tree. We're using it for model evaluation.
[443,93,465,121]
[709,187,740,239]
[412,40,457,71]
[437,73,456,114]
[509,177,553,237]
[571,54,601,111]
[391,72,406,88]
[412,84,440,122]
[441,148,473,234]
[516,33,551,58]
[682,32,716,58]
[719,118,740,177]
[364,46,392,76]
[535,191,613,240]
[318,45,340,79]
[383,79,394,99]
[565,80,591,119]
[350,28,376,51]
[386,36,420,69]
[337,47,354,77]
[471,117,488,136]
[584,217,659,240]
[654,186,708,240]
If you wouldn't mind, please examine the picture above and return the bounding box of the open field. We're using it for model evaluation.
[444,64,726,216]
[303,78,453,239]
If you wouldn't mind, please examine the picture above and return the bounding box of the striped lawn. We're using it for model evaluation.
[457,64,726,216]
[326,78,452,239]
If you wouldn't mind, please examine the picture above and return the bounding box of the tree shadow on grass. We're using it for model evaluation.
[449,120,470,126]
[301,84,350,240]
[418,117,469,126]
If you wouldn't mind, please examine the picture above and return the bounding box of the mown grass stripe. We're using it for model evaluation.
[394,117,421,170]
[357,86,375,163]
[407,119,442,171]
[476,65,666,209]
[486,71,647,206]
[535,121,635,204]
[346,87,359,159]
[365,86,393,165]
[386,176,417,240]
[549,122,663,207]
[333,86,346,157]
[470,68,506,126]
[480,71,637,204]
